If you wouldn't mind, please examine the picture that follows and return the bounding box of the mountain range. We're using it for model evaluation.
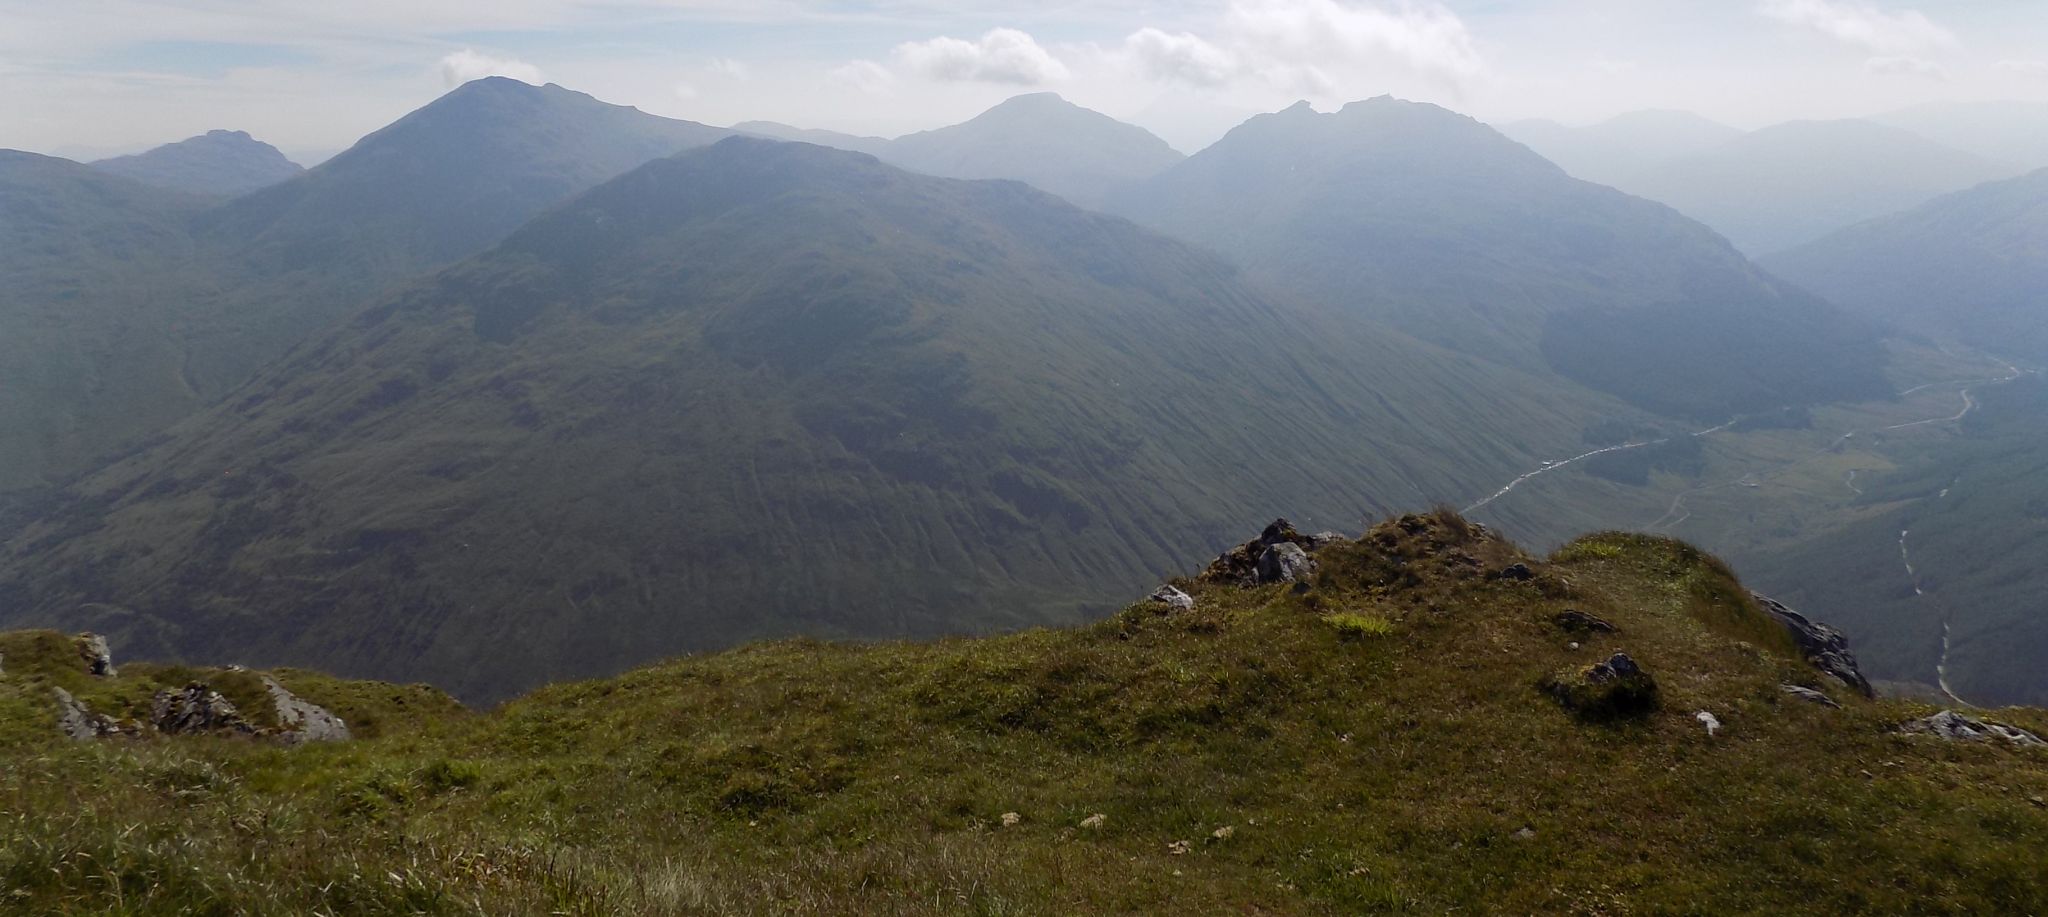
[0,137,1619,701]
[742,92,1185,209]
[1,78,2037,706]
[1114,97,1889,419]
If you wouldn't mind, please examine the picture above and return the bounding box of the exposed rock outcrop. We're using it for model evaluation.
[1305,531,1347,551]
[53,688,127,740]
[76,633,116,677]
[1899,710,2045,748]
[151,683,255,736]
[263,675,351,744]
[1545,652,1660,720]
[1780,684,1841,708]
[1752,593,1873,698]
[1202,519,1326,587]
[1148,584,1195,612]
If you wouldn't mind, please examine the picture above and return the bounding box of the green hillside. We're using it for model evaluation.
[1112,97,1890,420]
[2,513,2043,914]
[0,79,730,493]
[0,153,216,491]
[0,139,1626,702]
[1766,168,2048,364]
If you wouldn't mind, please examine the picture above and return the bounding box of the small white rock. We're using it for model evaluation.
[1695,710,1722,737]
[1079,813,1107,830]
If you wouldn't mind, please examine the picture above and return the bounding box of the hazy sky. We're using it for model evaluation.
[7,0,2048,160]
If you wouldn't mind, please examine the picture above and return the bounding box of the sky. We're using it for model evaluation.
[5,0,2048,161]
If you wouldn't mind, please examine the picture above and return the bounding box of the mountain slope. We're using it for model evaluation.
[1619,119,2015,255]
[4,514,2044,913]
[0,78,732,494]
[734,120,893,157]
[1765,168,2048,362]
[1740,376,2048,706]
[882,93,1183,208]
[1875,101,2048,170]
[0,152,216,491]
[1114,97,1890,420]
[0,138,1622,702]
[90,130,303,197]
[1500,109,1741,188]
[201,77,730,285]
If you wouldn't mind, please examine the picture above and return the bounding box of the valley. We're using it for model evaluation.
[8,5,2048,909]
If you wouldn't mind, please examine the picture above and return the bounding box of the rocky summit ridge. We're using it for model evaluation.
[0,510,2043,913]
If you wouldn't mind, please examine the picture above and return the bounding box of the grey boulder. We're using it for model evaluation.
[1256,543,1317,584]
[264,675,351,744]
[76,633,116,677]
[1148,584,1196,612]
[53,688,127,741]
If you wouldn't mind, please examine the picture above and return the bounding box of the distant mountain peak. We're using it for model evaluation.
[881,91,1183,207]
[89,128,302,197]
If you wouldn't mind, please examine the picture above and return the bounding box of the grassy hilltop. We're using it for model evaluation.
[2,511,2045,914]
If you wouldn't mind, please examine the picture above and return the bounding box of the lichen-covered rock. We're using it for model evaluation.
[263,675,351,744]
[151,683,254,736]
[1545,652,1660,720]
[1780,684,1841,708]
[1148,584,1195,612]
[53,688,127,740]
[1899,710,2045,748]
[1752,593,1873,698]
[1256,543,1317,584]
[76,633,116,677]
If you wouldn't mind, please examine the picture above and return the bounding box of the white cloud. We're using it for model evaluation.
[1225,0,1485,83]
[1113,1,1484,94]
[437,49,544,88]
[893,28,1070,85]
[831,59,895,95]
[1865,55,1948,80]
[673,81,699,99]
[1757,0,1958,55]
[1122,28,1239,88]
[1994,60,2048,79]
[707,57,750,81]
